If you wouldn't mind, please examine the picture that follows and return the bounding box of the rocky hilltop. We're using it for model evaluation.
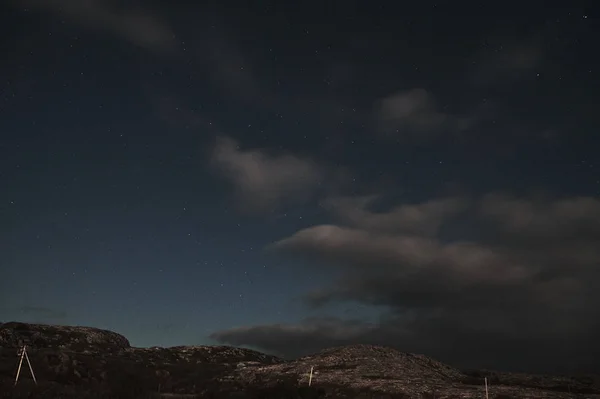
[0,322,130,354]
[0,322,599,398]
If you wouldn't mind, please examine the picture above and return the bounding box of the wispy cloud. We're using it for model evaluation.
[321,195,468,236]
[469,36,544,87]
[204,34,268,105]
[210,136,324,213]
[18,0,176,52]
[375,88,481,139]
[212,193,600,371]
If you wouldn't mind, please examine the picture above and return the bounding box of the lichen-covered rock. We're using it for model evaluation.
[0,322,599,398]
[235,344,600,398]
[0,322,130,354]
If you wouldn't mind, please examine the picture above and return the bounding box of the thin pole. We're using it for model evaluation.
[14,346,37,386]
[484,377,489,399]
[308,366,314,387]
[24,348,37,384]
[14,346,25,386]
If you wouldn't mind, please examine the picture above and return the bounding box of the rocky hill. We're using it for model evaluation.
[0,322,130,354]
[0,321,599,398]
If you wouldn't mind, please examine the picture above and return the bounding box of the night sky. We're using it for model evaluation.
[1,0,598,374]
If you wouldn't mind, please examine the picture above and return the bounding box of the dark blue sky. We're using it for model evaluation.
[1,0,599,373]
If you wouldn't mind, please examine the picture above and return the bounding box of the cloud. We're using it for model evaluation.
[210,136,324,213]
[470,37,544,86]
[204,34,267,105]
[212,193,600,372]
[376,89,479,138]
[177,19,275,108]
[480,193,600,242]
[321,195,467,235]
[210,317,376,359]
[19,0,175,52]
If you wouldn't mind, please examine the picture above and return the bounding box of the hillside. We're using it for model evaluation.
[0,322,598,398]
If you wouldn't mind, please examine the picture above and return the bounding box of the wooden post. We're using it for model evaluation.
[14,346,37,386]
[484,377,489,399]
[24,348,37,384]
[14,346,25,386]
[308,366,314,387]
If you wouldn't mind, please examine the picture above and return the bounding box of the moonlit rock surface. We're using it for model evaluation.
[1,322,599,398]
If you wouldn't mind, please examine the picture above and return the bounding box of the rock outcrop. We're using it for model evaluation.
[0,322,599,398]
[0,322,130,354]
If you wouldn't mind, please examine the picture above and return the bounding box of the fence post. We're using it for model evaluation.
[484,377,489,399]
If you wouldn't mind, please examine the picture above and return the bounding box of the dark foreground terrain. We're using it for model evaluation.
[0,322,598,398]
